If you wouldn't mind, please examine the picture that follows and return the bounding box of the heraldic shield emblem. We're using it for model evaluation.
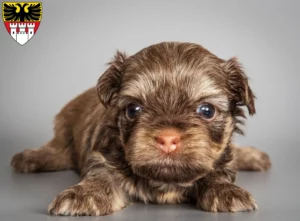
[2,2,42,45]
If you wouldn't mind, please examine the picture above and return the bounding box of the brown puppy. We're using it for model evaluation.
[11,42,271,216]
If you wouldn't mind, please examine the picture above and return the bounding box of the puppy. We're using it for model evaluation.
[11,42,271,216]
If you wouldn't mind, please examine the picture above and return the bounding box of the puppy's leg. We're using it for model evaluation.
[196,179,257,212]
[196,146,257,212]
[234,145,271,171]
[11,138,74,173]
[11,105,76,173]
[48,152,127,216]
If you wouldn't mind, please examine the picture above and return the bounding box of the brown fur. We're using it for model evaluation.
[11,42,271,216]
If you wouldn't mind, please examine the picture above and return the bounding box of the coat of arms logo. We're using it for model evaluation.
[2,2,42,45]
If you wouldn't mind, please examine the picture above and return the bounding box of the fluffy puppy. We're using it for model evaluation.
[11,42,271,216]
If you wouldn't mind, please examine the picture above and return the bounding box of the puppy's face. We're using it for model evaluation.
[97,42,255,183]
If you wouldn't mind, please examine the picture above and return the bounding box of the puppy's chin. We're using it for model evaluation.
[131,162,210,183]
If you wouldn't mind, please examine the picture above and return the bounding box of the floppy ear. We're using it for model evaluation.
[222,57,256,115]
[97,51,128,107]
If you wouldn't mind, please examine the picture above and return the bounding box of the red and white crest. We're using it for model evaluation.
[2,2,42,45]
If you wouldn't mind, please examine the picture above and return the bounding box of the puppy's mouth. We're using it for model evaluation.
[131,160,209,183]
[128,149,214,183]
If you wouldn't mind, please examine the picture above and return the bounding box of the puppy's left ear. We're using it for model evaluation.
[97,51,128,107]
[222,57,256,115]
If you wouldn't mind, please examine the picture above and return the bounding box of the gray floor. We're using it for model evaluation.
[1,139,299,221]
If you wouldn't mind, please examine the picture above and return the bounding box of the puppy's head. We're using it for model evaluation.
[97,42,255,183]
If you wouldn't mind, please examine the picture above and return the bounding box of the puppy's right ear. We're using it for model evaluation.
[97,51,128,107]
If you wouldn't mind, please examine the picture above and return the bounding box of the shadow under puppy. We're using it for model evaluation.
[11,42,271,216]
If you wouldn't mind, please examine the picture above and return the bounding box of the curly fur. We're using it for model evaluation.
[11,42,271,216]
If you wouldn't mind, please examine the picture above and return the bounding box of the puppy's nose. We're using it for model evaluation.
[155,129,181,153]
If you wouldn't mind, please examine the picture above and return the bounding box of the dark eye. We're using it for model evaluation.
[126,104,142,120]
[196,103,215,120]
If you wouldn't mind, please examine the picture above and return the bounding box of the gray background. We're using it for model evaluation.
[0,0,299,220]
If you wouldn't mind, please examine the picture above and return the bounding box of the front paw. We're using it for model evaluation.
[48,185,113,216]
[197,183,257,212]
